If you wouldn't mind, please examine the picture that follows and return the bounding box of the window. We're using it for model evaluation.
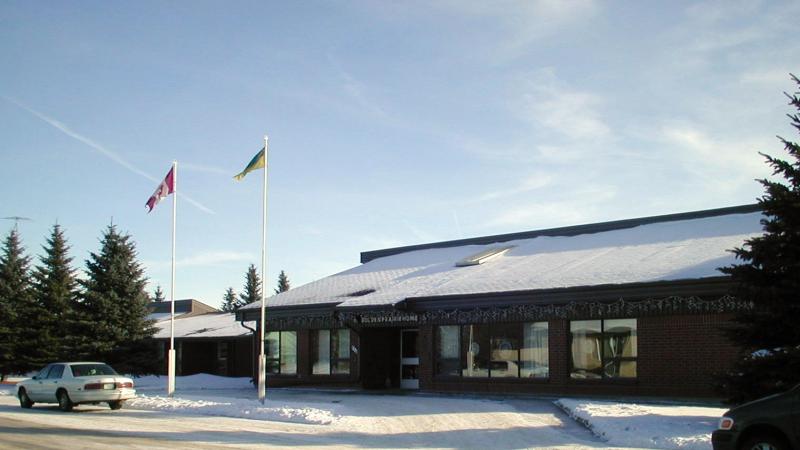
[462,324,489,377]
[266,331,297,375]
[489,323,521,378]
[47,364,65,379]
[435,322,549,379]
[570,319,637,379]
[218,342,229,361]
[436,325,460,376]
[521,322,549,378]
[312,329,350,375]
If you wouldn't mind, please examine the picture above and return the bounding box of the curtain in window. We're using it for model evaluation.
[436,325,460,376]
[281,331,297,375]
[312,330,331,375]
[332,329,350,374]
[570,320,602,379]
[521,322,549,378]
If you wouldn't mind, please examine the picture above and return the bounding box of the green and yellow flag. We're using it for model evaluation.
[233,147,265,181]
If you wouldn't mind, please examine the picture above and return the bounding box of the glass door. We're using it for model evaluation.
[400,329,419,389]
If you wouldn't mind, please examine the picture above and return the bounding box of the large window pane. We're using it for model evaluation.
[312,330,331,375]
[281,331,297,375]
[436,325,460,376]
[332,329,350,375]
[490,323,520,378]
[571,320,602,379]
[521,322,549,378]
[461,324,489,377]
[603,319,637,378]
[265,331,280,374]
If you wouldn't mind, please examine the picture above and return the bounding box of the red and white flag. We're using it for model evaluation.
[145,166,175,212]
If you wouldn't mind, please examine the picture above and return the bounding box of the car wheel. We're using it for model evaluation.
[108,400,124,410]
[739,434,789,450]
[57,390,73,412]
[18,388,34,409]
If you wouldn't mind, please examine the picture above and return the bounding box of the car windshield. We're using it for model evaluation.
[70,363,118,377]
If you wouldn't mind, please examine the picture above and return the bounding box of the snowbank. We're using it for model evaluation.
[556,398,725,449]
[133,373,253,390]
[127,373,338,425]
[126,394,338,425]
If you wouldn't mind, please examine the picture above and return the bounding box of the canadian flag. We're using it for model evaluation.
[145,166,175,212]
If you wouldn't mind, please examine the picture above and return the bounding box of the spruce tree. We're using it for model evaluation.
[80,225,158,375]
[0,228,34,377]
[719,75,800,403]
[152,285,166,302]
[239,264,262,306]
[221,287,240,312]
[31,224,78,363]
[274,270,290,294]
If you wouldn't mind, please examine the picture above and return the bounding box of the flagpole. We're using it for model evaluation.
[258,136,269,403]
[168,160,177,397]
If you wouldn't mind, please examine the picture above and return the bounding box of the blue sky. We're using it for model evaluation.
[1,0,797,309]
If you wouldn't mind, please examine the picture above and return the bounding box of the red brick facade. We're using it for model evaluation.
[419,314,739,398]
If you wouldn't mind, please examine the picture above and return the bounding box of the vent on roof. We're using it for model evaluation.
[345,289,376,297]
[455,246,514,267]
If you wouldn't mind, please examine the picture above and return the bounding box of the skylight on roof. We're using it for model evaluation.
[455,246,514,267]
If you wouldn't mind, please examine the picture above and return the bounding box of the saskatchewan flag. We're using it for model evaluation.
[233,147,265,181]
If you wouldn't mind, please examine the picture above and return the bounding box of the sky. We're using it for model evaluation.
[1,0,797,309]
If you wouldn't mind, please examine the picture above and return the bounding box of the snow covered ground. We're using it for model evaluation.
[0,374,728,449]
[555,398,725,450]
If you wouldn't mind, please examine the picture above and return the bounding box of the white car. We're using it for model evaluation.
[16,362,136,411]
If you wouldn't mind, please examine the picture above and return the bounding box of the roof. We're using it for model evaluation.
[240,204,763,312]
[146,299,218,322]
[153,313,255,339]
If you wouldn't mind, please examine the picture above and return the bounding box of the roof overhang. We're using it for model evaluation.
[401,276,735,312]
[236,301,342,322]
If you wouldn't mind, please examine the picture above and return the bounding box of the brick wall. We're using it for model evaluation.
[421,314,739,398]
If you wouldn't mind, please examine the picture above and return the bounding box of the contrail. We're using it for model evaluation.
[3,97,215,214]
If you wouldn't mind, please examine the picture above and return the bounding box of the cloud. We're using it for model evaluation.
[516,69,612,142]
[483,184,617,229]
[474,173,554,202]
[327,54,387,119]
[4,97,215,214]
[144,251,255,271]
[434,0,601,58]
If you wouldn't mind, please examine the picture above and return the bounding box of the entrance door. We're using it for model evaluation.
[400,329,419,389]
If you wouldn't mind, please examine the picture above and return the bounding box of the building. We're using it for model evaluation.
[149,300,256,378]
[237,204,763,397]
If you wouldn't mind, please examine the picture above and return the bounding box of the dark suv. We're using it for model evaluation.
[712,384,799,450]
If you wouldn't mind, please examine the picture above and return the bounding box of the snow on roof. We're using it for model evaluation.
[241,207,764,310]
[153,313,255,339]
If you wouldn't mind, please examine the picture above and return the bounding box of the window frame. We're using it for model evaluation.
[434,322,550,381]
[569,318,637,381]
[311,328,351,376]
[265,330,297,376]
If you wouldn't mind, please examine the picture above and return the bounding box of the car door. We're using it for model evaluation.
[40,364,65,403]
[26,365,52,402]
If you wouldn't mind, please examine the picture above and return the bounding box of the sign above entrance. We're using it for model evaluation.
[348,311,419,327]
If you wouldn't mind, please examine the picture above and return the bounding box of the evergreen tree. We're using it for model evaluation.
[152,285,166,302]
[274,270,290,294]
[79,225,158,375]
[719,75,800,403]
[239,264,262,306]
[0,228,34,377]
[221,287,240,312]
[31,224,78,364]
